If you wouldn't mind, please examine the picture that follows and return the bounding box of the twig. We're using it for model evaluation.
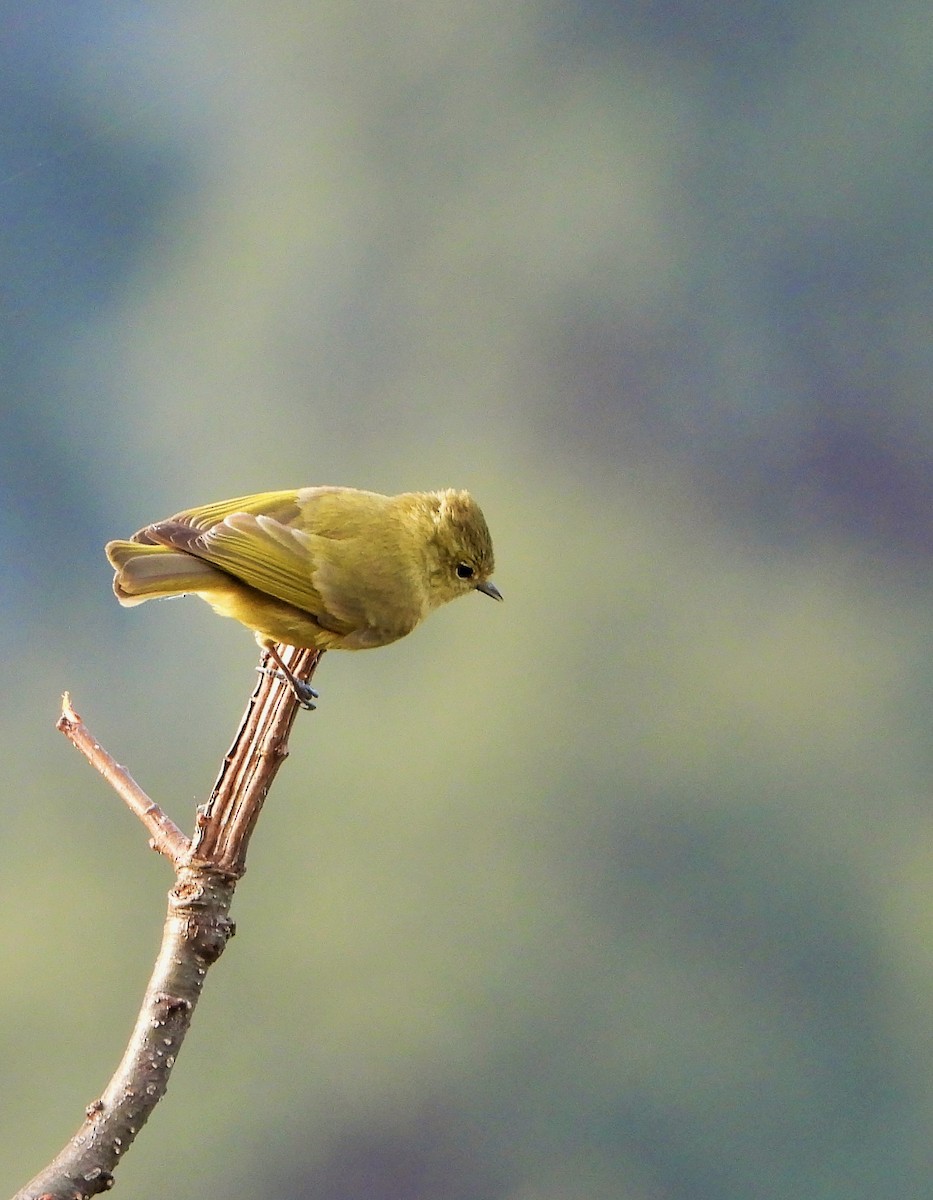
[56,693,189,864]
[12,645,323,1200]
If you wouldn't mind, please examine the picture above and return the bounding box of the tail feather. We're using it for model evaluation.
[105,539,229,606]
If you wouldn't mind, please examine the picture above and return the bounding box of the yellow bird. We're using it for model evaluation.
[106,486,501,705]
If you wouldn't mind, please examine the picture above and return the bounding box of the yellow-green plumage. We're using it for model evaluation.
[105,486,500,656]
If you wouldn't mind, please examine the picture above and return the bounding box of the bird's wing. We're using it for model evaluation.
[166,490,307,533]
[142,509,357,634]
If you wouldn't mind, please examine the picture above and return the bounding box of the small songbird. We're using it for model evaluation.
[105,486,501,705]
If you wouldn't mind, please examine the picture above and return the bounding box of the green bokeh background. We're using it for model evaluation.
[2,4,932,1197]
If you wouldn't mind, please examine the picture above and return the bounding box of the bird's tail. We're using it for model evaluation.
[105,540,228,607]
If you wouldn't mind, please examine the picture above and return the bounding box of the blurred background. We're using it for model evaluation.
[2,3,931,1197]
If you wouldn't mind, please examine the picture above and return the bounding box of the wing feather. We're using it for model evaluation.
[142,512,356,635]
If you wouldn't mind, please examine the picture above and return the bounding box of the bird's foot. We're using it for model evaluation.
[256,664,319,710]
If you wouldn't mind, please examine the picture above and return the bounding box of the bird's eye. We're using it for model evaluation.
[456,562,475,579]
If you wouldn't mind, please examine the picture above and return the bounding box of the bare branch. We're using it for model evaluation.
[56,692,190,864]
[191,646,323,875]
[15,867,236,1200]
[13,645,324,1200]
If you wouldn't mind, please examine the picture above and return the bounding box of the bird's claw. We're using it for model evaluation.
[256,665,319,710]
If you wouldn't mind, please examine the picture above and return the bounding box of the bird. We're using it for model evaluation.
[105,485,501,706]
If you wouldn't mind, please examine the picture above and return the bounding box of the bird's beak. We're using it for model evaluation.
[476,580,503,601]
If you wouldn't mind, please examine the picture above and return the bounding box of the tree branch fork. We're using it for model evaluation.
[13,646,323,1200]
